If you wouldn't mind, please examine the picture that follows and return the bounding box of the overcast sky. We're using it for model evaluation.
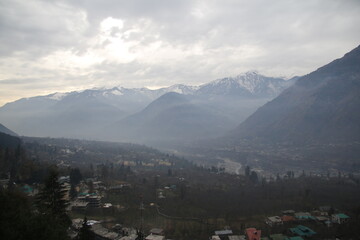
[0,0,360,106]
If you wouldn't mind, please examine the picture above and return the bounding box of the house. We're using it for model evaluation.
[281,215,295,223]
[215,229,233,240]
[77,194,101,208]
[228,235,246,240]
[245,228,261,240]
[145,235,165,240]
[145,228,165,240]
[331,213,350,224]
[294,212,315,221]
[149,228,164,236]
[215,230,233,236]
[91,223,120,240]
[282,210,295,215]
[315,215,329,221]
[71,201,89,211]
[289,225,316,237]
[266,216,283,226]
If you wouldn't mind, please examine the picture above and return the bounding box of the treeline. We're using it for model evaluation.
[0,134,74,239]
[0,169,73,240]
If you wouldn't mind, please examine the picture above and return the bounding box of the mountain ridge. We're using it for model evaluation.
[229,45,360,145]
[0,71,296,141]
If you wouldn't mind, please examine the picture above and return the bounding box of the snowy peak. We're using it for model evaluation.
[197,71,293,97]
[160,84,199,95]
[46,92,70,101]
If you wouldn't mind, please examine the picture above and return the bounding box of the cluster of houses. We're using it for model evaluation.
[69,178,132,214]
[210,207,350,240]
[70,220,166,240]
[265,207,350,228]
[70,219,138,240]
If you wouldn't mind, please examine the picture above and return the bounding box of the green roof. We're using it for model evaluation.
[289,225,316,237]
[336,213,350,219]
[21,185,33,193]
[295,215,316,220]
[270,233,287,240]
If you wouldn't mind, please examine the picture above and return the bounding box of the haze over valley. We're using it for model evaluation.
[1,1,360,239]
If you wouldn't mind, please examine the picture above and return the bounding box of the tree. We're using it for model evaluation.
[245,166,250,177]
[70,168,82,185]
[87,180,94,194]
[250,171,258,183]
[36,169,70,227]
[70,183,78,200]
[77,216,94,240]
[0,185,71,240]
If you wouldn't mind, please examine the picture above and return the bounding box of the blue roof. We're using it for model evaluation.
[336,213,350,219]
[21,185,33,193]
[290,225,316,237]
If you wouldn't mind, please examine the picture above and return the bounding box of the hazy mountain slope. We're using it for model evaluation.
[0,123,18,136]
[0,132,21,148]
[106,92,236,143]
[231,45,360,144]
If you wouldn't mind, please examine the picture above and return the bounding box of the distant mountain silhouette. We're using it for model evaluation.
[105,92,235,143]
[230,45,360,144]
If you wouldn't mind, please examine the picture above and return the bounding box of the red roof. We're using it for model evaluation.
[246,228,261,240]
[282,215,295,222]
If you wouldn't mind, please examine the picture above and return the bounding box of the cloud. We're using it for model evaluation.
[0,0,360,106]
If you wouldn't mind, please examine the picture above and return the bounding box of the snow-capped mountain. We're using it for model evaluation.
[0,71,296,142]
[196,71,295,97]
[159,84,199,95]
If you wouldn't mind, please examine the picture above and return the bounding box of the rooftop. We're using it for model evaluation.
[215,229,233,235]
[228,235,246,240]
[150,228,164,235]
[289,225,316,237]
[145,235,165,240]
[335,213,350,219]
[246,228,261,240]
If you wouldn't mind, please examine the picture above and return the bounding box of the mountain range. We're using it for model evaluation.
[0,72,295,143]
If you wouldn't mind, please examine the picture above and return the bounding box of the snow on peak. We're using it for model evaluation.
[48,92,69,100]
[110,88,124,96]
[198,71,288,96]
[164,84,199,95]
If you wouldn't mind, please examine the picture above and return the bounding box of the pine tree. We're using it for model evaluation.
[77,216,94,240]
[70,168,82,185]
[245,166,250,177]
[36,169,70,227]
[70,183,78,200]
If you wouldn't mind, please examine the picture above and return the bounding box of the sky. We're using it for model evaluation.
[0,0,360,106]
